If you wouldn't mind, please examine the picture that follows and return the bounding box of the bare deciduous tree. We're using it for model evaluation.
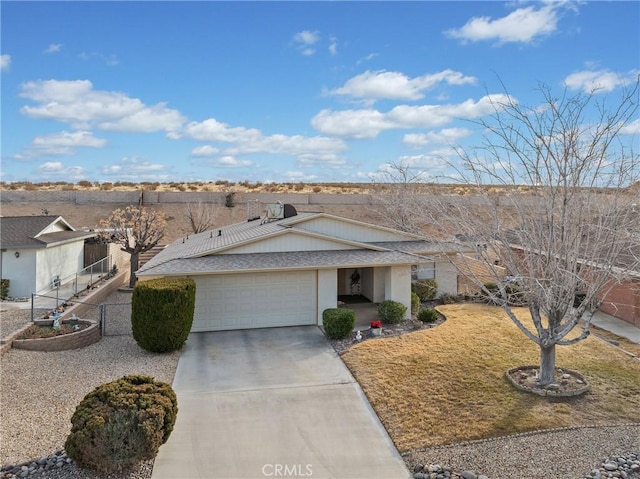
[369,161,432,233]
[427,81,639,386]
[185,201,219,234]
[99,206,167,288]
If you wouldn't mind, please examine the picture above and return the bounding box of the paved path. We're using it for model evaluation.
[151,326,410,479]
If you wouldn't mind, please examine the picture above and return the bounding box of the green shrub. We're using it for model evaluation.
[411,291,420,315]
[0,279,9,300]
[377,300,407,324]
[322,308,355,339]
[438,293,459,305]
[417,307,439,323]
[132,277,196,352]
[412,279,438,301]
[64,375,177,473]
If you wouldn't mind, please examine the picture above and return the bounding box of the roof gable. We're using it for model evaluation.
[0,215,91,249]
[282,213,424,243]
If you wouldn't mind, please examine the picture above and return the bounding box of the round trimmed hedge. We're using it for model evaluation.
[377,300,407,324]
[64,375,178,473]
[322,308,355,339]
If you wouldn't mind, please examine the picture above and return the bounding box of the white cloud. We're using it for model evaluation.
[293,30,320,55]
[357,53,378,65]
[445,4,562,45]
[1,54,10,71]
[312,94,511,139]
[330,70,476,102]
[563,69,639,93]
[19,79,185,134]
[620,118,640,136]
[43,44,62,54]
[35,161,86,179]
[16,130,107,159]
[211,156,254,168]
[328,36,338,55]
[283,171,319,181]
[79,51,119,66]
[183,117,347,166]
[403,128,472,147]
[191,145,220,157]
[101,157,170,180]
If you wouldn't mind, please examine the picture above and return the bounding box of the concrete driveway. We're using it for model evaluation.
[151,326,410,479]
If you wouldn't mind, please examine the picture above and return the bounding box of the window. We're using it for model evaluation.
[412,262,435,280]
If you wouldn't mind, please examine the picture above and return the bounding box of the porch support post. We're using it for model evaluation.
[384,265,412,319]
[317,268,337,325]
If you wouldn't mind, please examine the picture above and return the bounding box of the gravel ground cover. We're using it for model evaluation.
[0,292,180,478]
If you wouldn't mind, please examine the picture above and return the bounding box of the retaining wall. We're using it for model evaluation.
[11,319,100,351]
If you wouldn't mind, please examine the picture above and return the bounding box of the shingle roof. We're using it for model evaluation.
[0,216,94,249]
[138,249,427,276]
[137,213,455,276]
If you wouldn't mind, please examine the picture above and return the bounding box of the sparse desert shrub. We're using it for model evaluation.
[295,183,305,191]
[412,279,438,301]
[64,375,177,473]
[438,293,459,305]
[322,308,355,339]
[411,291,420,315]
[100,182,113,191]
[312,186,322,193]
[77,180,92,188]
[417,307,439,323]
[377,300,407,324]
[0,279,9,300]
[131,278,196,352]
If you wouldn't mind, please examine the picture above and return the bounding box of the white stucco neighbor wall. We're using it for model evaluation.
[372,267,386,303]
[317,269,337,326]
[435,260,458,295]
[2,249,37,297]
[36,242,84,294]
[384,265,412,319]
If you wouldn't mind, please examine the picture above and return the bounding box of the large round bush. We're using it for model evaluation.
[322,308,355,339]
[377,300,407,324]
[132,277,196,352]
[65,375,178,473]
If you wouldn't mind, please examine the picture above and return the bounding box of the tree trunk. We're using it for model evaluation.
[539,343,556,386]
[129,252,139,288]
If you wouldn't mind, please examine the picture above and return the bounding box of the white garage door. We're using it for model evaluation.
[192,271,317,331]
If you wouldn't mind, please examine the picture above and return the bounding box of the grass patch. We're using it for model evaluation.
[341,304,640,453]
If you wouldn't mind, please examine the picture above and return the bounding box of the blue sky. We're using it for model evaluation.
[1,1,638,184]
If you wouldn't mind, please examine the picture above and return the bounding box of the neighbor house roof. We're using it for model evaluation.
[137,212,455,277]
[0,215,95,249]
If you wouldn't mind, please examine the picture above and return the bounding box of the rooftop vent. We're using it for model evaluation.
[265,202,297,221]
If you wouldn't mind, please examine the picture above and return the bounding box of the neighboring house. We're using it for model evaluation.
[137,207,462,332]
[0,216,96,298]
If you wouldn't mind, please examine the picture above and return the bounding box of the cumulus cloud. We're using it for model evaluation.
[183,117,347,166]
[15,130,107,159]
[563,69,639,93]
[210,156,254,168]
[19,79,185,134]
[101,157,170,180]
[1,54,10,71]
[293,30,320,56]
[35,161,86,179]
[403,128,472,147]
[191,145,220,157]
[43,44,62,54]
[312,94,511,139]
[619,118,640,136]
[445,4,562,45]
[329,70,476,102]
[328,36,338,55]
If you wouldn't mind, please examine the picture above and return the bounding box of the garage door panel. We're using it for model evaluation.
[192,271,317,331]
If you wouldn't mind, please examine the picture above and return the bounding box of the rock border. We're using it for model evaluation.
[505,365,590,397]
[11,319,100,352]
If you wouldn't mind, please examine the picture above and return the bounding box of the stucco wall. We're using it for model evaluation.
[36,242,84,294]
[384,265,411,319]
[435,260,458,295]
[2,249,37,297]
[317,269,338,326]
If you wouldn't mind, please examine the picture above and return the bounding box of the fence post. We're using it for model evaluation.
[99,303,106,336]
[31,294,34,322]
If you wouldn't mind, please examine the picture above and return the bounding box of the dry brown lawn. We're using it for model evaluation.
[341,303,640,454]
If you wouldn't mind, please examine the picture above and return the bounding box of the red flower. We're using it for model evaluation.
[370,321,382,328]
